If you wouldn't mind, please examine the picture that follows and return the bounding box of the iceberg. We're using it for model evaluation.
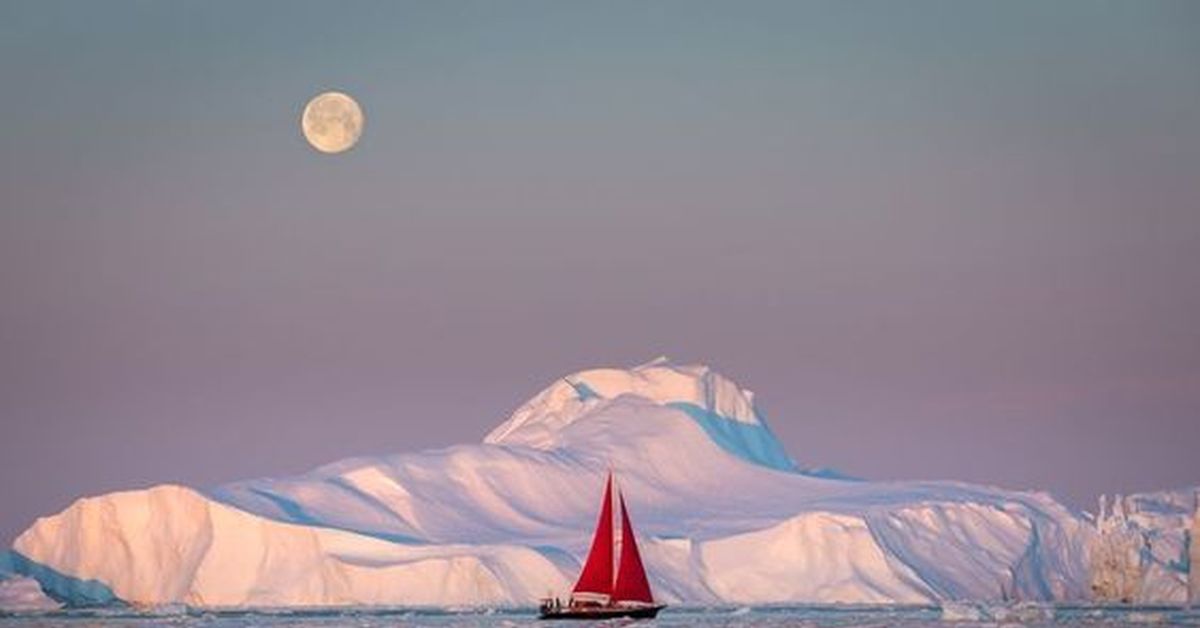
[1090,489,1198,604]
[0,574,60,613]
[3,359,1187,608]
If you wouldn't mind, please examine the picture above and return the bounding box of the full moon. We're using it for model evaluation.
[301,91,364,154]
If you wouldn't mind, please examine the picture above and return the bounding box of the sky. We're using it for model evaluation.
[1,0,1198,545]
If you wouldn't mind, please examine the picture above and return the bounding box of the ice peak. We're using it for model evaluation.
[483,359,792,470]
[635,355,673,369]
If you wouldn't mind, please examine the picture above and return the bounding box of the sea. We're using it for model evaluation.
[3,604,1200,627]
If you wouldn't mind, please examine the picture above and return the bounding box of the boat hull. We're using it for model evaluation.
[538,604,665,620]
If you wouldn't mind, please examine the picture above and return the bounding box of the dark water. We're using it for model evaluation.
[3,605,1200,627]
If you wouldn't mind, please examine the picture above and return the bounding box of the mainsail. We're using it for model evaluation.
[570,472,656,605]
[572,473,614,599]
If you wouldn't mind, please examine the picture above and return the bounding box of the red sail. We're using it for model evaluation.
[612,492,655,604]
[572,473,614,598]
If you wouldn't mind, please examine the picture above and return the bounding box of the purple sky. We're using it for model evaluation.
[1,1,1198,544]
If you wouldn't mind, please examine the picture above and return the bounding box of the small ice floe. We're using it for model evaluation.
[1126,611,1167,624]
[0,575,61,613]
[940,600,1054,623]
[132,602,188,616]
[939,601,983,622]
[992,602,1055,623]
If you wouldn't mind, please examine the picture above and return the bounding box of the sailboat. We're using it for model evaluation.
[539,472,666,620]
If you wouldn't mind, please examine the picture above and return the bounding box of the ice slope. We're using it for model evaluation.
[11,485,570,607]
[9,360,1105,607]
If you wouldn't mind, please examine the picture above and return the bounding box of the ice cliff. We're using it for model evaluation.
[2,359,1187,608]
[1089,489,1199,604]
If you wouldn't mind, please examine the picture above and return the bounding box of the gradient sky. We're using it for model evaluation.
[1,0,1198,545]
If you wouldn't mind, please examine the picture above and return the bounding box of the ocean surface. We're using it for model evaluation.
[3,605,1200,627]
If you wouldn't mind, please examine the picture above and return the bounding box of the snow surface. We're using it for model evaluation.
[4,360,1188,608]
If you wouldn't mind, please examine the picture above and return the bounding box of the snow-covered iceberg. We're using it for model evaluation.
[3,359,1185,608]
